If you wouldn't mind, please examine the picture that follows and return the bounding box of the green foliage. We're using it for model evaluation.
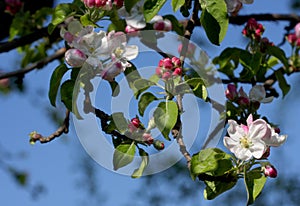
[153,101,178,140]
[138,92,159,116]
[143,0,167,22]
[110,112,130,134]
[244,168,267,205]
[190,148,234,180]
[133,79,156,98]
[171,0,185,12]
[113,141,136,170]
[131,148,149,178]
[200,0,228,45]
[203,178,237,200]
[275,69,291,97]
[60,79,75,111]
[48,63,69,107]
[125,0,140,13]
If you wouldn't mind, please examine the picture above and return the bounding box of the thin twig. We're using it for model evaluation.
[30,110,70,144]
[0,48,66,80]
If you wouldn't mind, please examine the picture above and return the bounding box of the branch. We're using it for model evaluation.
[229,14,300,25]
[0,47,66,80]
[29,110,70,144]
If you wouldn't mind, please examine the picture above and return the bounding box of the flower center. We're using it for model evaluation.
[240,136,251,148]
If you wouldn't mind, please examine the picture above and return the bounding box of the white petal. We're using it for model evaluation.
[235,148,252,161]
[250,140,266,159]
[149,15,163,24]
[260,96,274,103]
[126,14,146,29]
[124,45,139,60]
[246,114,253,126]
[248,119,268,140]
[263,127,287,147]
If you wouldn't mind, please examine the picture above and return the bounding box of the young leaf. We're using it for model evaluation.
[60,80,75,111]
[133,79,156,99]
[109,81,120,97]
[48,63,69,107]
[124,62,142,90]
[153,101,178,140]
[171,0,185,12]
[275,69,291,97]
[204,178,237,200]
[49,3,73,34]
[113,142,136,170]
[190,148,233,180]
[200,0,228,45]
[131,149,149,178]
[185,78,208,100]
[266,45,289,69]
[143,0,167,22]
[244,168,267,205]
[138,92,158,116]
[111,112,129,134]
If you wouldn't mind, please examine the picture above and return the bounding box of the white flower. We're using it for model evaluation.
[224,114,268,161]
[249,85,273,103]
[65,49,87,67]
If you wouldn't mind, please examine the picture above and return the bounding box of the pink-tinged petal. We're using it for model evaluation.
[241,124,249,134]
[260,96,274,103]
[239,87,248,98]
[246,114,253,126]
[227,120,244,141]
[250,140,266,159]
[262,126,287,147]
[248,119,268,140]
[223,136,239,150]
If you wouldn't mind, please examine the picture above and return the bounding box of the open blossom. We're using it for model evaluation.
[224,114,287,161]
[249,85,273,103]
[224,114,268,161]
[118,0,146,29]
[65,49,87,67]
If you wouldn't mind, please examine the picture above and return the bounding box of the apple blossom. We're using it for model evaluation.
[295,22,300,38]
[224,114,268,161]
[249,85,273,103]
[225,84,238,101]
[262,125,287,147]
[118,0,146,29]
[142,133,154,145]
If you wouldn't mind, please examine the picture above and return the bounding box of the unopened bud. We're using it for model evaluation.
[142,133,154,145]
[263,165,277,178]
[65,49,87,67]
[153,140,164,150]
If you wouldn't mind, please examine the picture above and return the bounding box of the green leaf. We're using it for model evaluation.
[153,101,178,140]
[204,178,237,200]
[124,62,142,90]
[185,78,208,100]
[275,69,290,97]
[266,45,289,69]
[244,169,267,205]
[190,148,233,180]
[80,13,98,27]
[163,15,184,35]
[60,80,75,111]
[143,0,167,22]
[125,0,140,13]
[138,92,158,116]
[113,142,136,170]
[200,0,228,45]
[49,3,73,34]
[109,81,120,97]
[131,149,149,178]
[48,64,69,107]
[171,0,185,12]
[111,112,129,134]
[133,79,156,99]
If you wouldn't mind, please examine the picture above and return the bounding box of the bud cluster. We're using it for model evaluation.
[286,23,300,47]
[82,0,114,10]
[242,18,265,41]
[4,0,23,15]
[156,57,183,80]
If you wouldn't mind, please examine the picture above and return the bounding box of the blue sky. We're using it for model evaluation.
[1,0,299,205]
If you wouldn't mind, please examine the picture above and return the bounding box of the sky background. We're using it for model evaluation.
[1,0,300,206]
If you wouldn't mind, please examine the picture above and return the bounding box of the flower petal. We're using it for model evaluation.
[124,45,139,60]
[248,119,268,140]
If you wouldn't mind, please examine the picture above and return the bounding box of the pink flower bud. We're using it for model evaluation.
[153,20,165,31]
[0,76,10,88]
[162,71,171,80]
[64,32,74,44]
[287,33,297,45]
[163,19,172,31]
[295,22,300,38]
[84,0,95,7]
[101,61,123,82]
[247,18,258,30]
[131,118,140,128]
[65,49,87,67]
[178,43,196,57]
[153,140,164,150]
[263,165,277,178]
[225,84,238,101]
[125,25,139,35]
[155,67,162,76]
[171,57,181,67]
[143,133,154,145]
[113,0,123,8]
[5,0,23,15]
[161,58,173,70]
[172,67,182,76]
[238,96,250,106]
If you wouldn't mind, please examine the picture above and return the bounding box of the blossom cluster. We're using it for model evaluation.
[82,0,123,9]
[61,19,138,82]
[286,23,300,47]
[242,18,265,41]
[155,57,183,80]
[226,84,273,108]
[224,114,287,162]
